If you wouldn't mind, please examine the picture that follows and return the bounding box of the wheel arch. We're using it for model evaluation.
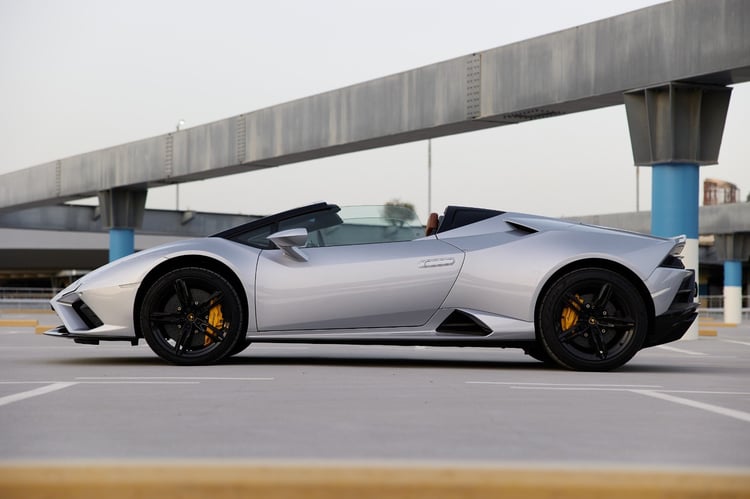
[133,255,249,339]
[533,258,655,337]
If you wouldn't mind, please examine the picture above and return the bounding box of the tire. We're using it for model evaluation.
[140,267,245,365]
[228,338,252,357]
[537,268,648,371]
[523,344,554,365]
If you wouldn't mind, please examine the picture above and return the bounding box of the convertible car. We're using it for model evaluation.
[47,202,697,371]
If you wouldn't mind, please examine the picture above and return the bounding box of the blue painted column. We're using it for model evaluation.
[724,260,742,325]
[109,228,135,262]
[651,164,699,239]
[651,163,700,339]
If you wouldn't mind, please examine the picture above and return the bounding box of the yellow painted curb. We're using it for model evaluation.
[0,462,749,499]
[700,329,718,337]
[35,325,55,335]
[0,319,38,328]
[0,309,55,315]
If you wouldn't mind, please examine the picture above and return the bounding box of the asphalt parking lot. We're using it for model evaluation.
[1,312,749,470]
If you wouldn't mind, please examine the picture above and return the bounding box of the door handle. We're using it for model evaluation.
[419,257,455,268]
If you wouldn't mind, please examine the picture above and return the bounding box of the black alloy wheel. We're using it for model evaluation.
[537,268,648,371]
[140,267,245,365]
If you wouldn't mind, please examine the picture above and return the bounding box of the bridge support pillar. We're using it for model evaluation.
[651,164,699,334]
[108,228,135,261]
[724,260,743,325]
[624,83,732,340]
[98,188,147,262]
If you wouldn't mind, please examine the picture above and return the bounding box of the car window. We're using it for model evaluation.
[229,223,275,249]
[228,204,423,249]
[229,208,342,249]
[314,206,423,247]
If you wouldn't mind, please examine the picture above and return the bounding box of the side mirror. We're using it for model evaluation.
[267,228,309,262]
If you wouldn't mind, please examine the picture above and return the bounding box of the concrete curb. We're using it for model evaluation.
[0,318,56,333]
[0,319,37,327]
[0,462,748,499]
[0,309,55,315]
[700,318,740,328]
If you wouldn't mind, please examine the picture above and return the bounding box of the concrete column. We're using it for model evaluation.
[724,260,742,325]
[98,188,147,262]
[109,228,135,261]
[624,83,732,341]
[651,163,700,338]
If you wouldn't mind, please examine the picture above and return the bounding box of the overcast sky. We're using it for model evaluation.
[1,0,747,221]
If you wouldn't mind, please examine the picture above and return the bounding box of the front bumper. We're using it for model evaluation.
[51,280,139,339]
[44,325,140,346]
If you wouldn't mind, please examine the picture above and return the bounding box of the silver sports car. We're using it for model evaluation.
[47,202,697,371]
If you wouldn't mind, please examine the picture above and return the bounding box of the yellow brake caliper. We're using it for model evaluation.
[205,304,224,346]
[561,294,583,331]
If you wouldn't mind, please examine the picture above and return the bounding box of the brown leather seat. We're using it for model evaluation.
[425,212,439,236]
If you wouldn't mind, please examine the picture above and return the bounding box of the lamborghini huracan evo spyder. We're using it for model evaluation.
[46,202,697,371]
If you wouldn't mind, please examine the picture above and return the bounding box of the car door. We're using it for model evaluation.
[255,238,464,331]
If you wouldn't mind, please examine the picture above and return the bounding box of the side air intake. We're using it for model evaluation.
[505,220,538,235]
[436,310,492,336]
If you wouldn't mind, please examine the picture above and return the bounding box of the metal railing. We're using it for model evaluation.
[0,288,59,300]
[699,295,749,320]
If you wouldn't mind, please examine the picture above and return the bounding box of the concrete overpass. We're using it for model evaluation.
[1,0,748,214]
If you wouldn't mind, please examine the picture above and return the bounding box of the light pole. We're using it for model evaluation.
[427,139,432,215]
[636,166,640,212]
[175,120,184,211]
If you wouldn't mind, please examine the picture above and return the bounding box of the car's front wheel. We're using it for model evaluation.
[140,267,245,365]
[537,268,648,371]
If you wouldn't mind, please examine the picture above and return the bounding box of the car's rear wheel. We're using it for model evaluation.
[140,267,245,365]
[537,268,648,371]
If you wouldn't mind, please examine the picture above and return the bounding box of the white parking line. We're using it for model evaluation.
[653,345,707,356]
[0,381,197,385]
[75,377,274,381]
[0,382,77,407]
[508,386,635,392]
[0,377,273,408]
[466,381,661,388]
[631,389,750,424]
[251,345,311,350]
[721,339,750,347]
[477,382,750,424]
[0,381,71,384]
[74,381,201,384]
[659,390,750,396]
